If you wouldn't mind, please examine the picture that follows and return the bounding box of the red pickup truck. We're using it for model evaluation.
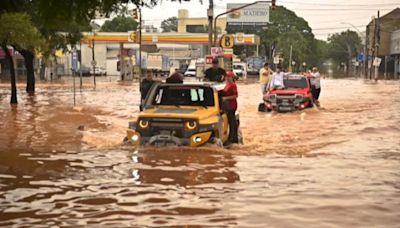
[258,75,313,112]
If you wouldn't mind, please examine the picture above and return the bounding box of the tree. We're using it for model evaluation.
[327,30,361,76]
[161,17,178,32]
[0,13,43,104]
[101,16,138,32]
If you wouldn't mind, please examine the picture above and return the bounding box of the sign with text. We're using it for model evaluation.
[227,3,270,26]
[211,47,223,57]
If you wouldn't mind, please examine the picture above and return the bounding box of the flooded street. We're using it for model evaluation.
[0,78,399,227]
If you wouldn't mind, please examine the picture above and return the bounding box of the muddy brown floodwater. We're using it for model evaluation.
[0,78,399,227]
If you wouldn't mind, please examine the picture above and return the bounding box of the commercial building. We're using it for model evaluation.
[177,9,226,33]
[366,8,400,79]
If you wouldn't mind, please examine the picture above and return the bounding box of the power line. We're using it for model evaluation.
[312,25,365,30]
[280,1,400,7]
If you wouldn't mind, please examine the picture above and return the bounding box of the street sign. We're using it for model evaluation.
[91,60,97,66]
[211,47,223,57]
[373,57,382,67]
[220,34,235,48]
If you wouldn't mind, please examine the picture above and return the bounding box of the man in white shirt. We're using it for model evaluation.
[309,67,321,106]
[269,66,290,90]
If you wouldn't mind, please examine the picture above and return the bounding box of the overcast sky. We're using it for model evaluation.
[139,0,400,40]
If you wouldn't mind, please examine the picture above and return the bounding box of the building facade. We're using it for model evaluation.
[366,8,400,79]
[177,9,226,33]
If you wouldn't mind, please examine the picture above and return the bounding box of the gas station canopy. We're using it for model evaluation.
[83,32,260,46]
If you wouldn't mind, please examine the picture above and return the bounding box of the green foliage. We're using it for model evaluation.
[161,17,178,32]
[0,13,44,53]
[327,30,362,66]
[101,16,138,32]
[256,6,326,69]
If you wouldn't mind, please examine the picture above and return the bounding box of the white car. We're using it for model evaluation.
[184,68,196,77]
[90,67,107,76]
[233,63,247,79]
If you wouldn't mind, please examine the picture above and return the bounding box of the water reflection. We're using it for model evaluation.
[131,148,240,186]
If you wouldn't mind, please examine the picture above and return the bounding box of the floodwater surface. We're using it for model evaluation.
[0,78,399,227]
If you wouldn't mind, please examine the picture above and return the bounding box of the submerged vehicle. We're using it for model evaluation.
[125,82,242,147]
[258,75,313,112]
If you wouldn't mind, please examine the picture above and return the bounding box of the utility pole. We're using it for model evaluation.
[207,0,214,54]
[79,41,83,91]
[288,45,293,72]
[374,10,380,81]
[370,16,376,80]
[365,25,369,79]
[92,38,96,88]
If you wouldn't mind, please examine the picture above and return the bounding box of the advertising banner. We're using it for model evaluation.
[227,3,270,26]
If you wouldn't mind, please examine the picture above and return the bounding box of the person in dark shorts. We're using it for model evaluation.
[204,59,226,82]
[220,71,239,144]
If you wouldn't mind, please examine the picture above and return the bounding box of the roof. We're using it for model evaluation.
[367,8,400,32]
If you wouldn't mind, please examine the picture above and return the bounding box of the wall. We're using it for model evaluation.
[177,9,226,33]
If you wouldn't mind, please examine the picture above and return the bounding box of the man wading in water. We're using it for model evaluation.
[204,59,226,82]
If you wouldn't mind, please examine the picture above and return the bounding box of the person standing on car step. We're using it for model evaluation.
[204,59,226,82]
[140,71,155,111]
[221,71,239,144]
[269,65,290,91]
[309,67,321,106]
[259,63,273,95]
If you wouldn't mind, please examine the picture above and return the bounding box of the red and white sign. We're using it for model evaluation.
[205,56,214,64]
[211,47,223,57]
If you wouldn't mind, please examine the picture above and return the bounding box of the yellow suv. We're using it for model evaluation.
[125,82,242,147]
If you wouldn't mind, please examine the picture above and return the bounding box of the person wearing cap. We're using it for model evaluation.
[204,59,226,82]
[220,71,239,144]
[309,67,321,106]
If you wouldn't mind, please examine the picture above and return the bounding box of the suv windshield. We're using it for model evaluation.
[150,85,215,107]
[284,77,308,88]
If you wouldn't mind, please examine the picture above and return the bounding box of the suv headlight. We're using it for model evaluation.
[139,120,149,129]
[269,94,277,101]
[185,121,197,130]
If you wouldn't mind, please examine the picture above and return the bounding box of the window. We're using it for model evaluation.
[283,77,308,88]
[151,86,214,106]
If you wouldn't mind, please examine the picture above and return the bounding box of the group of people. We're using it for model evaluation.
[140,58,239,145]
[259,63,321,105]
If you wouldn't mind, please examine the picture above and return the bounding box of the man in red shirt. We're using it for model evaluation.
[221,71,239,144]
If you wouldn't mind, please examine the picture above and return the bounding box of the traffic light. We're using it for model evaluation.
[132,8,139,20]
[271,0,276,10]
